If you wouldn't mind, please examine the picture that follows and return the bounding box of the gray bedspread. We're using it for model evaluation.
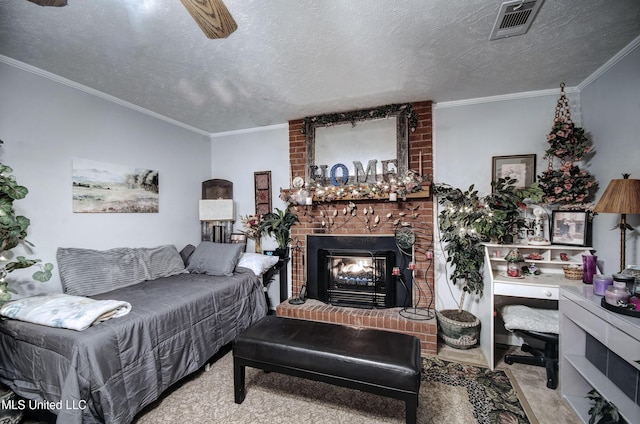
[0,268,267,423]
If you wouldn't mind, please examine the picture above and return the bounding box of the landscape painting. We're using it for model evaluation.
[73,158,159,213]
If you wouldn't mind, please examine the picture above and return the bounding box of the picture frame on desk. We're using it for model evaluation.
[550,210,590,246]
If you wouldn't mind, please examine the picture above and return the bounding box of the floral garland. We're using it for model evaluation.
[301,103,418,134]
[538,162,597,205]
[280,170,424,204]
[544,119,591,162]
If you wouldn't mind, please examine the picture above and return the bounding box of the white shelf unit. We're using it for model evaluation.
[479,243,596,370]
[560,286,640,423]
[485,242,596,276]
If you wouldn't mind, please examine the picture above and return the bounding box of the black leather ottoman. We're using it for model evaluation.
[233,316,421,424]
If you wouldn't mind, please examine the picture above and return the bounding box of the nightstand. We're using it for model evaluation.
[262,257,290,313]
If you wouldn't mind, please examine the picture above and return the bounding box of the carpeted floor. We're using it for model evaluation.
[132,347,535,424]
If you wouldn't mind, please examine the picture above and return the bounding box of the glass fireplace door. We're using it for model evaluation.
[318,249,395,308]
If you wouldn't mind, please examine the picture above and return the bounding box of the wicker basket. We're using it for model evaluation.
[563,265,584,280]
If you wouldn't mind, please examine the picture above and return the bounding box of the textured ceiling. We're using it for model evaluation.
[1,0,640,134]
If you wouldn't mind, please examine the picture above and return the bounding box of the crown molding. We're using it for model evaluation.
[434,87,578,110]
[210,123,288,138]
[0,55,211,137]
[577,34,640,91]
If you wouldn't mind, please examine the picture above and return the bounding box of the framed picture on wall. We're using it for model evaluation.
[254,171,272,216]
[550,210,590,246]
[72,158,159,213]
[491,154,536,190]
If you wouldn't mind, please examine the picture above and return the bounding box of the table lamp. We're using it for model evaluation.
[199,199,235,243]
[593,174,640,272]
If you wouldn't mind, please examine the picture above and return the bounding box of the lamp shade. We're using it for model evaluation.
[593,177,640,214]
[199,199,235,221]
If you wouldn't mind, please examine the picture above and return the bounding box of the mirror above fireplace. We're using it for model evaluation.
[304,104,416,183]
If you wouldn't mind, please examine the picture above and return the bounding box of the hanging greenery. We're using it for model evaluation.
[538,162,598,205]
[538,83,598,206]
[301,103,418,134]
[544,120,591,161]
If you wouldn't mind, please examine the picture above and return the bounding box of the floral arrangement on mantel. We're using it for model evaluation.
[301,103,418,134]
[538,83,598,208]
[280,170,425,205]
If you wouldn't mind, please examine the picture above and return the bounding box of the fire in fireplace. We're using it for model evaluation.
[318,249,395,308]
[306,235,412,309]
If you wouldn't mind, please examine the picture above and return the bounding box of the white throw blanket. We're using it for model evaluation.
[0,293,131,331]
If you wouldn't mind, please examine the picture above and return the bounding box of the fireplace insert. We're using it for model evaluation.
[318,248,395,308]
[306,235,412,308]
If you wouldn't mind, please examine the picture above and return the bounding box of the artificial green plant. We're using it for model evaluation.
[434,177,542,315]
[587,389,626,424]
[258,207,299,250]
[0,140,53,303]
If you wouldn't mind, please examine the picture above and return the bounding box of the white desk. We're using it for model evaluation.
[479,243,595,370]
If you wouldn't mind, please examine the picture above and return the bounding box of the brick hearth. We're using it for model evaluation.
[280,100,437,355]
[276,300,436,356]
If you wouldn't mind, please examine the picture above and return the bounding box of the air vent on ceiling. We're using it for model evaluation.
[489,0,544,40]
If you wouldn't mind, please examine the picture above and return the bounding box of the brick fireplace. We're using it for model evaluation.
[275,101,436,355]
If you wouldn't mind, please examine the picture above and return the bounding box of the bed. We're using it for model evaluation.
[0,243,271,424]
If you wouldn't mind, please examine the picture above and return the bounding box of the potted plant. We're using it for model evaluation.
[587,389,626,424]
[258,207,299,258]
[0,141,53,304]
[433,177,542,349]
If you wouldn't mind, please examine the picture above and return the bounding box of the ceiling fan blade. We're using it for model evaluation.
[26,0,68,5]
[180,0,238,39]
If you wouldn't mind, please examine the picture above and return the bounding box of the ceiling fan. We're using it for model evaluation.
[179,0,238,39]
[27,0,67,5]
[26,0,237,39]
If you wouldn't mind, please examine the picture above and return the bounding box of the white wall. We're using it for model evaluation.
[209,125,291,304]
[433,92,580,314]
[580,44,640,275]
[0,62,211,295]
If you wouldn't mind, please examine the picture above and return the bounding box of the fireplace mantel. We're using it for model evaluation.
[281,184,430,204]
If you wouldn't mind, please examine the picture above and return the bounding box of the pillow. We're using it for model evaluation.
[57,245,186,296]
[237,253,279,276]
[139,245,186,280]
[186,242,244,276]
[58,247,148,296]
[179,244,196,267]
